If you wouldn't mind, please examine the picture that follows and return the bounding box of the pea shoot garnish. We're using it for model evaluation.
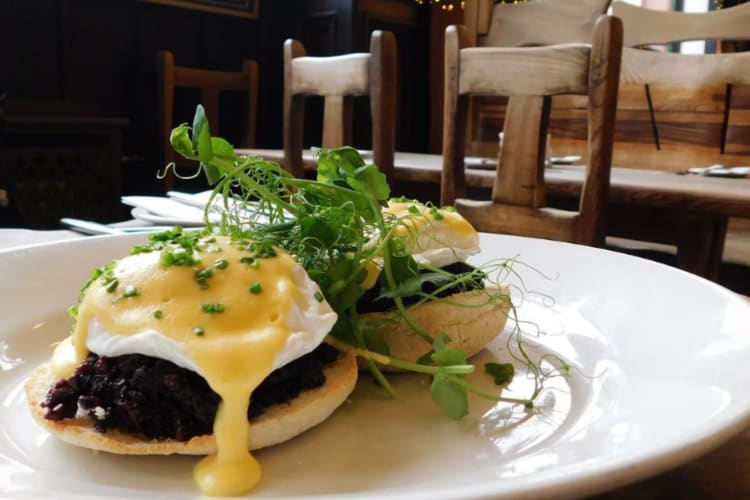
[158,104,563,420]
[485,362,515,385]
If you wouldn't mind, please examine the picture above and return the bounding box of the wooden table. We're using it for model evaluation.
[243,148,750,279]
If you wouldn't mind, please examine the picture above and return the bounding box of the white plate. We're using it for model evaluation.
[2,234,750,499]
[129,207,207,227]
[123,196,220,226]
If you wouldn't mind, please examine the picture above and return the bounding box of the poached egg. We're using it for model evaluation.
[383,200,480,268]
[51,234,336,496]
[359,200,480,291]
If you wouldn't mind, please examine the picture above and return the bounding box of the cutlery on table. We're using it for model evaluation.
[684,165,750,178]
[60,218,174,236]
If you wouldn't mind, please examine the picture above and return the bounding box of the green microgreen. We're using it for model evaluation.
[156,104,557,420]
[485,362,515,385]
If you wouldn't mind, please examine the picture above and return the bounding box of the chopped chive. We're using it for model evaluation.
[240,256,259,268]
[194,267,213,289]
[408,205,420,214]
[201,303,225,314]
[193,327,205,336]
[123,285,139,298]
[249,283,263,294]
[154,309,164,319]
[314,291,324,303]
[214,258,228,270]
[105,279,119,293]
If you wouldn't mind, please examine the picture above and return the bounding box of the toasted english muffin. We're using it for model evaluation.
[361,286,511,368]
[25,350,357,455]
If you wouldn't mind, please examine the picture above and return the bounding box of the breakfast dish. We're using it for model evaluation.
[31,106,725,497]
[5,232,750,499]
[24,109,515,496]
[24,232,356,496]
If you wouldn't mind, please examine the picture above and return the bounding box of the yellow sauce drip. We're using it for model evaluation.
[54,236,298,496]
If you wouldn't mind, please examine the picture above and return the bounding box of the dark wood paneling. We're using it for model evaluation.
[1,0,428,200]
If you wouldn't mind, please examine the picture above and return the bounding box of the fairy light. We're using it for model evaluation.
[414,0,526,11]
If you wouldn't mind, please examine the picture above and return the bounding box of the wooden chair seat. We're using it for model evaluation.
[283,31,397,180]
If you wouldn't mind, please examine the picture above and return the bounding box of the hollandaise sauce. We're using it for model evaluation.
[51,235,300,496]
[384,200,477,244]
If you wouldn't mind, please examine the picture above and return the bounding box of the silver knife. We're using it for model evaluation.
[60,218,174,236]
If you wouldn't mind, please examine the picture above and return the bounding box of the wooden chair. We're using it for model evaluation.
[156,50,258,190]
[454,0,612,159]
[607,1,750,277]
[441,15,622,246]
[283,30,397,180]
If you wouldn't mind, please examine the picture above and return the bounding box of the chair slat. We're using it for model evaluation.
[621,49,750,87]
[454,200,579,240]
[481,0,612,47]
[290,54,370,96]
[493,95,549,207]
[459,45,590,96]
[612,1,750,47]
[173,67,250,91]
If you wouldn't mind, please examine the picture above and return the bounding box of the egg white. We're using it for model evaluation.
[85,263,337,376]
[386,201,480,268]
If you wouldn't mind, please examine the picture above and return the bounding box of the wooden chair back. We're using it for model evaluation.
[283,30,397,179]
[458,0,611,160]
[612,1,750,47]
[156,50,258,190]
[442,15,622,246]
[605,1,750,167]
[466,0,612,47]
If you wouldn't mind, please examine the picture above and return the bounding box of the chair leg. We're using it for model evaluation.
[676,214,727,280]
